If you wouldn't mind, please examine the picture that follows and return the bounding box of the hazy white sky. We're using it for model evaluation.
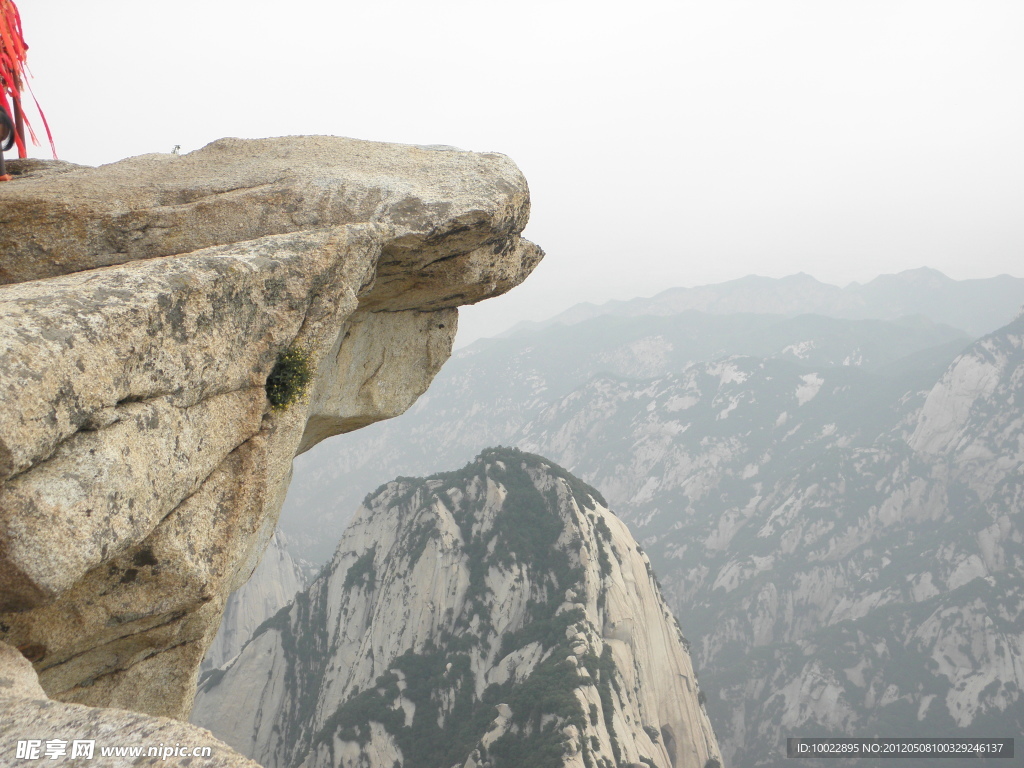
[17,1,1024,342]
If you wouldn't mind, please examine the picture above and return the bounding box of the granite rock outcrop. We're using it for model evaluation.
[192,448,722,768]
[0,642,261,767]
[0,136,542,725]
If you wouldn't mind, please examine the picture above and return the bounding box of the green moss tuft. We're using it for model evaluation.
[266,346,312,410]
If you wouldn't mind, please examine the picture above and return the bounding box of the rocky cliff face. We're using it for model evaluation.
[0,642,261,768]
[0,135,542,732]
[192,448,722,768]
[202,529,308,674]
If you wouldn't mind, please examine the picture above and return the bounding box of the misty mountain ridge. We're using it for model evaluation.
[267,274,1023,765]
[500,268,1024,339]
[281,308,975,564]
[510,315,1024,765]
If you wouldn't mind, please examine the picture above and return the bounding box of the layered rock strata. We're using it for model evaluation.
[192,447,722,768]
[0,136,542,722]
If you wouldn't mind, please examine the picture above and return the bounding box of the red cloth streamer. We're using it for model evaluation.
[0,0,55,159]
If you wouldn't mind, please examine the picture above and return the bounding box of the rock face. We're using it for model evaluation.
[0,642,261,767]
[191,448,722,768]
[0,136,542,722]
[201,528,308,674]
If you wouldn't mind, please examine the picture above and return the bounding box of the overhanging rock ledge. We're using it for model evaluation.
[0,136,543,725]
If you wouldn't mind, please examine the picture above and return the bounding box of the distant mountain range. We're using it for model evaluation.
[258,268,1023,766]
[501,269,1024,339]
[511,318,1024,766]
[280,309,974,564]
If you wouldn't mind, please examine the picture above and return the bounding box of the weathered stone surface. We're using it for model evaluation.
[300,307,458,451]
[201,529,307,674]
[0,136,542,720]
[0,641,262,767]
[0,136,535,286]
[3,157,90,178]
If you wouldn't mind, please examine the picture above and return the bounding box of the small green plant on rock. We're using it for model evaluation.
[266,346,312,411]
